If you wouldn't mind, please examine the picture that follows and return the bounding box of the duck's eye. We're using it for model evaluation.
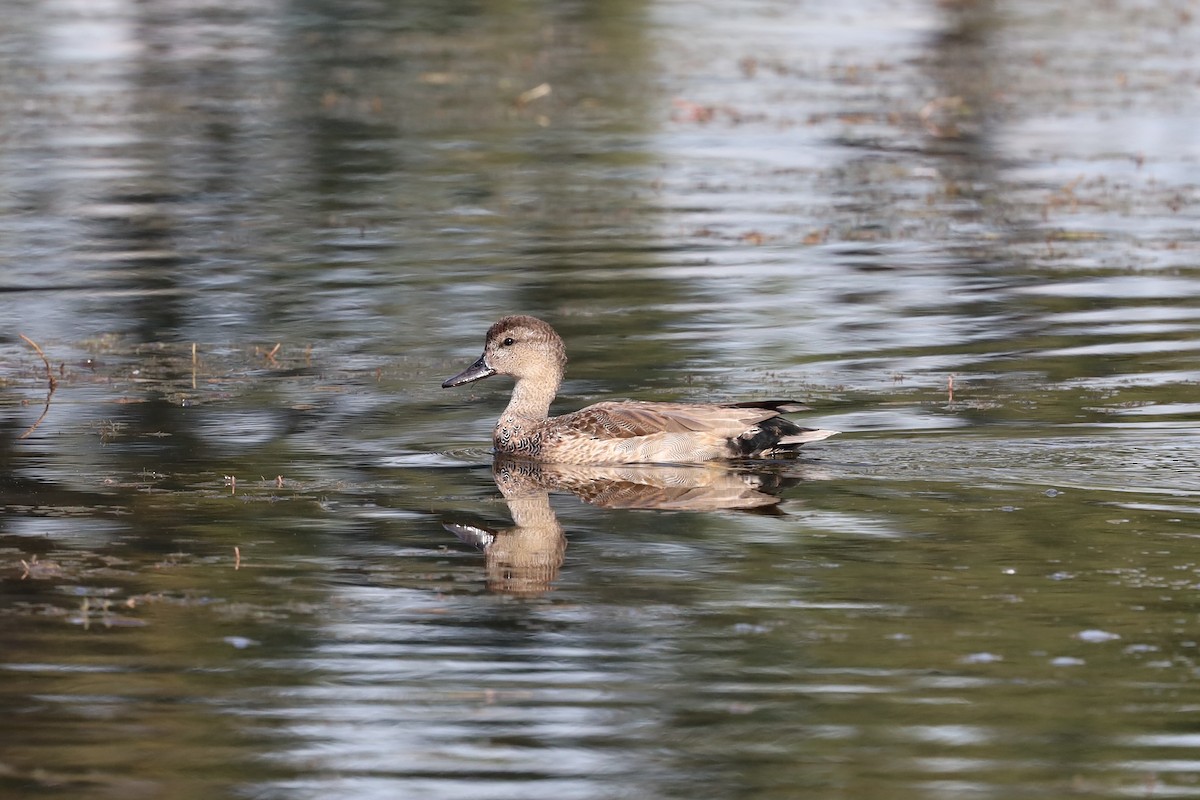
[502,337,515,347]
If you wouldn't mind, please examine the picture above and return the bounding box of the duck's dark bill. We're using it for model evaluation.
[442,354,496,388]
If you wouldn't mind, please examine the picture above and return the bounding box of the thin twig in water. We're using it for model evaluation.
[19,333,57,390]
[17,333,57,439]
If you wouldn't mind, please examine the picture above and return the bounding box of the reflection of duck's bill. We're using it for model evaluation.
[443,522,494,549]
[441,354,495,387]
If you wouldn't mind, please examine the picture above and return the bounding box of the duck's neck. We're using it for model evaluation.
[503,373,560,421]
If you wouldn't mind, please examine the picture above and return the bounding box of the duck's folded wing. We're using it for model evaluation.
[560,401,779,439]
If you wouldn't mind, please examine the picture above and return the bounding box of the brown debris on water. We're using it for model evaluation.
[258,342,282,366]
[515,82,551,107]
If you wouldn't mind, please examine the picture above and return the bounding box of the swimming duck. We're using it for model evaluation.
[442,315,837,465]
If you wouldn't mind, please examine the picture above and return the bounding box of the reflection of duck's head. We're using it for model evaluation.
[446,514,565,599]
[442,315,838,464]
[444,456,567,598]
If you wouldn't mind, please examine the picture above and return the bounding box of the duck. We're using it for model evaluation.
[441,315,838,465]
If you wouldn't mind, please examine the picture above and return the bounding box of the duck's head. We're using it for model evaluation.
[442,315,567,388]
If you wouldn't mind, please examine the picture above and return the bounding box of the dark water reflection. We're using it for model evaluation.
[4,0,1200,798]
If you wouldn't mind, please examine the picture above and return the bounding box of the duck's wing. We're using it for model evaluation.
[559,401,781,440]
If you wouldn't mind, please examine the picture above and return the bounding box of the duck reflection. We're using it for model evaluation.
[445,456,809,596]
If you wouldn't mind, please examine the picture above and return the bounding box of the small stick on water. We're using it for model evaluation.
[18,333,57,439]
[225,475,236,495]
[19,333,57,391]
[275,475,284,489]
[265,343,281,366]
[234,546,241,570]
[948,374,955,404]
[191,342,197,390]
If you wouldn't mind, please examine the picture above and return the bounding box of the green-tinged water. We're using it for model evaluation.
[3,1,1200,798]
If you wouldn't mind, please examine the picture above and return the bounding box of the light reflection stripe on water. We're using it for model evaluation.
[1125,734,1200,747]
[1043,340,1200,357]
[1110,502,1200,514]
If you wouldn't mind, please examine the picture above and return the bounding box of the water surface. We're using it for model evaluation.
[3,1,1200,798]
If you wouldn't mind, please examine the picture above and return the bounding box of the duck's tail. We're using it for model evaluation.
[778,428,839,446]
[734,416,839,458]
[727,400,811,413]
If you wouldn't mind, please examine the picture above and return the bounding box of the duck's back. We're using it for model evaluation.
[534,400,834,464]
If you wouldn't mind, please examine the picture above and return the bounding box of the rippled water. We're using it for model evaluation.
[3,0,1200,798]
